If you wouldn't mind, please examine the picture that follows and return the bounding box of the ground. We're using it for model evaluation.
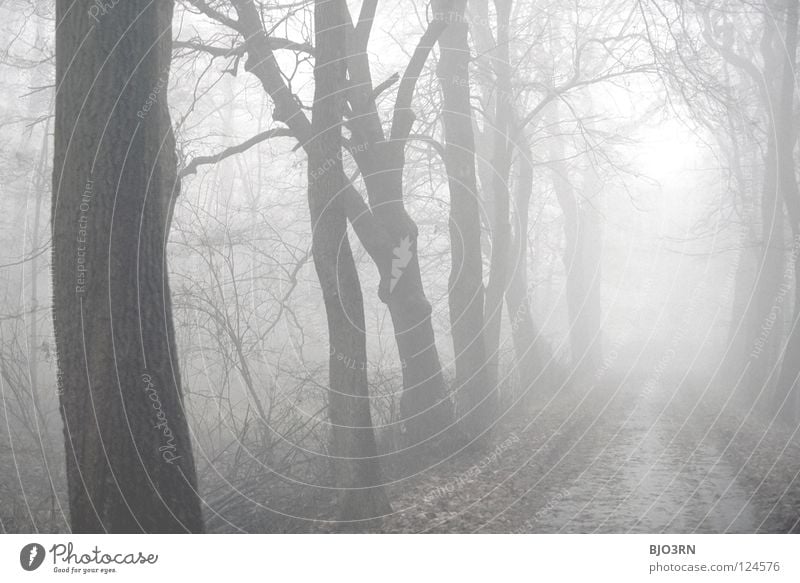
[3,369,798,533]
[370,371,800,533]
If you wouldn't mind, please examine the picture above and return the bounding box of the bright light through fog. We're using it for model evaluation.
[635,120,704,181]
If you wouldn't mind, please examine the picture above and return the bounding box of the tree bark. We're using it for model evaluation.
[746,15,786,401]
[773,0,800,424]
[701,2,788,403]
[230,0,453,451]
[504,127,553,393]
[434,0,495,441]
[53,0,203,532]
[483,0,514,392]
[345,19,454,452]
[719,91,761,392]
[308,0,391,522]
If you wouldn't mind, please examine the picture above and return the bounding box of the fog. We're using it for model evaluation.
[0,0,798,533]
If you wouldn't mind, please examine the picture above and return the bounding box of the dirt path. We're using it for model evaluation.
[530,383,758,533]
[379,371,797,533]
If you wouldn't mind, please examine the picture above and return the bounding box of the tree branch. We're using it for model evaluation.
[389,20,448,144]
[229,0,314,142]
[180,127,295,177]
[186,0,240,30]
[174,37,313,58]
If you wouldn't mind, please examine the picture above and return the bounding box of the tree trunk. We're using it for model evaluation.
[504,127,553,394]
[719,94,760,392]
[385,264,454,451]
[309,0,391,522]
[53,0,202,532]
[335,13,455,453]
[773,0,800,424]
[434,0,495,441]
[230,0,453,452]
[355,160,454,452]
[483,0,514,392]
[365,178,453,451]
[750,126,785,393]
[746,16,786,403]
[348,70,455,453]
[548,103,604,377]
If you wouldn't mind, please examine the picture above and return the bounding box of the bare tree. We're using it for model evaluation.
[181,0,454,451]
[772,0,800,423]
[434,0,496,441]
[307,0,391,522]
[52,0,203,532]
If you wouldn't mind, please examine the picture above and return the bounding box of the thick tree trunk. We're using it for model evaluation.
[746,18,786,402]
[384,266,453,451]
[483,0,514,392]
[434,0,495,441]
[703,3,789,407]
[777,239,800,423]
[231,0,452,451]
[53,0,202,532]
[773,0,800,424]
[360,172,453,451]
[719,101,760,392]
[724,228,761,387]
[355,161,453,452]
[728,242,757,348]
[504,129,552,393]
[750,129,786,393]
[349,71,455,453]
[309,0,390,522]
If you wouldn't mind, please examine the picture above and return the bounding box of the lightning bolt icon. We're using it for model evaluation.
[29,546,38,567]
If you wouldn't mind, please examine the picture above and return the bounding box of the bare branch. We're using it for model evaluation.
[174,37,313,58]
[180,128,295,177]
[389,20,448,144]
[370,72,400,101]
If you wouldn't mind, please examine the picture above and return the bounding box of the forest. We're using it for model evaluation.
[0,0,799,533]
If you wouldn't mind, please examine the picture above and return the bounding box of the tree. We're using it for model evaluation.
[307,0,391,522]
[184,0,454,452]
[434,0,496,441]
[53,0,203,532]
[547,101,605,378]
[470,0,642,389]
[689,0,791,403]
[469,0,557,398]
[481,0,514,392]
[503,122,555,397]
[772,0,800,423]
